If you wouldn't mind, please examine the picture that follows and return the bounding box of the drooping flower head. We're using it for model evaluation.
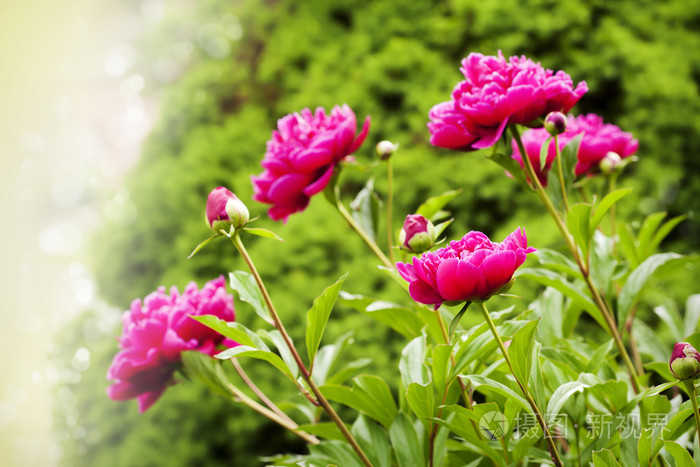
[511,113,639,186]
[429,51,587,151]
[670,342,700,380]
[396,228,536,309]
[252,105,370,222]
[107,277,237,412]
[206,187,249,233]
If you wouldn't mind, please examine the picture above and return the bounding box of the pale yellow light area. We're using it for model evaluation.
[0,0,147,465]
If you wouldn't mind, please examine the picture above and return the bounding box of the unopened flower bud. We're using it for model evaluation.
[599,151,622,174]
[206,187,249,233]
[670,342,700,380]
[544,112,567,136]
[399,214,436,253]
[376,141,399,161]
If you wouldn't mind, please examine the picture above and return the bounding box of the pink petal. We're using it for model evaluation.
[347,116,371,154]
[302,164,335,196]
[408,280,442,306]
[479,250,516,293]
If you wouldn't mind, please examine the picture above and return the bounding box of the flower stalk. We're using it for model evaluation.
[477,301,563,467]
[230,232,373,467]
[510,124,642,394]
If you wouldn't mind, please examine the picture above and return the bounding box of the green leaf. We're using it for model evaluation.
[214,345,295,382]
[241,227,284,241]
[547,381,585,425]
[617,222,640,267]
[362,300,424,339]
[566,202,593,260]
[647,214,686,257]
[432,344,453,396]
[415,189,461,221]
[181,351,230,397]
[309,440,364,467]
[448,301,471,339]
[508,319,539,390]
[638,427,654,466]
[258,329,299,379]
[487,152,531,190]
[516,268,606,330]
[306,273,348,367]
[592,448,622,466]
[399,335,430,387]
[459,374,531,414]
[352,415,391,467]
[617,253,683,330]
[187,234,217,259]
[513,424,542,461]
[229,271,272,325]
[547,134,581,211]
[295,422,347,441]
[663,441,694,466]
[193,315,268,349]
[389,413,425,467]
[589,188,633,236]
[321,376,397,429]
[406,382,434,420]
[539,136,552,171]
[533,248,582,279]
[350,178,381,243]
[637,212,667,255]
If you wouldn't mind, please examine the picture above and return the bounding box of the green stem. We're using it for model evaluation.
[510,124,642,394]
[477,301,563,467]
[553,134,570,212]
[336,199,395,270]
[685,380,700,445]
[386,157,396,264]
[230,359,293,425]
[231,233,373,466]
[226,382,319,445]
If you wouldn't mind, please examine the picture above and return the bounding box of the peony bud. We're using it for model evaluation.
[544,112,567,136]
[599,151,622,174]
[376,140,399,161]
[399,214,436,253]
[206,187,249,233]
[670,342,700,380]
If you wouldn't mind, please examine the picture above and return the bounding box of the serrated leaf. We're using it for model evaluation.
[508,319,539,390]
[215,345,295,382]
[306,273,348,367]
[617,253,683,330]
[415,189,461,221]
[241,227,284,241]
[229,271,272,325]
[390,413,425,467]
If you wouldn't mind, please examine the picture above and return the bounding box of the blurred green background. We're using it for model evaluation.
[2,0,699,465]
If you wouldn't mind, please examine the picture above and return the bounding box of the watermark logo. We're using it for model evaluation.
[479,411,509,439]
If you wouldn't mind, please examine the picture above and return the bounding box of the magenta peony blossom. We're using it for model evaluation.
[428,51,587,151]
[251,104,370,222]
[511,113,639,185]
[396,228,535,309]
[670,342,700,380]
[107,277,237,412]
[206,186,249,232]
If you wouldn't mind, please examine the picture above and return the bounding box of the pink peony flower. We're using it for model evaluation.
[251,104,370,222]
[396,228,535,309]
[428,51,587,151]
[511,113,639,185]
[107,277,237,412]
[670,342,700,380]
[399,214,436,253]
[206,186,249,232]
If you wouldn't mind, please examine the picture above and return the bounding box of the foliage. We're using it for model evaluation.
[55,0,700,465]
